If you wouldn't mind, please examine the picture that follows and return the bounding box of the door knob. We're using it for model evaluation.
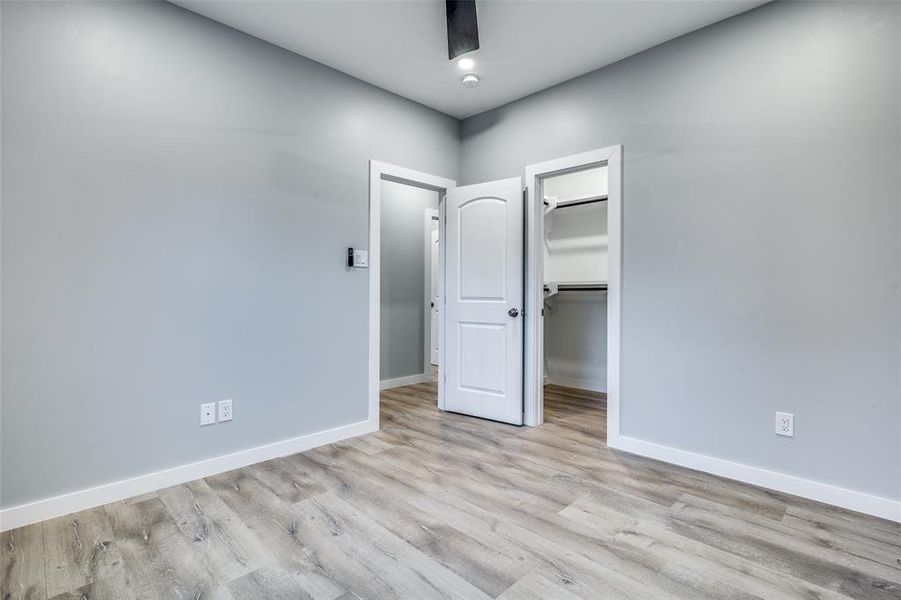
[508,308,519,318]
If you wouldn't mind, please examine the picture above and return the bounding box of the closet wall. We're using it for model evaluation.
[544,291,608,391]
[543,167,609,392]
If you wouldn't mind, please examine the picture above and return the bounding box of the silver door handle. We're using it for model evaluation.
[508,308,519,318]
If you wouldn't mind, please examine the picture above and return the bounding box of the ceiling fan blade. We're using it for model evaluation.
[446,0,479,60]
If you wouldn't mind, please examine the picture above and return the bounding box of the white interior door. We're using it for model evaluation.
[430,228,440,366]
[444,177,523,425]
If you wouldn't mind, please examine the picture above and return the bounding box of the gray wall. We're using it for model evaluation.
[545,295,607,391]
[462,1,901,500]
[0,0,459,508]
[3,0,899,511]
[379,180,438,381]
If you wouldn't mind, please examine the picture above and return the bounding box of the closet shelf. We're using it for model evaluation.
[544,281,608,297]
[544,194,608,212]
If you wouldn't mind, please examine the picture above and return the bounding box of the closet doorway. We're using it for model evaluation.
[524,146,622,439]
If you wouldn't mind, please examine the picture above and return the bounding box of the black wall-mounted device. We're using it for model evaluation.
[347,247,369,268]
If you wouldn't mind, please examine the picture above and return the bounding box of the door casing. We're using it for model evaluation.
[523,145,623,433]
[368,161,456,427]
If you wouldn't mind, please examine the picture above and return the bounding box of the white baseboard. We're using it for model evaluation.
[608,433,901,523]
[380,373,430,390]
[546,376,607,394]
[0,418,378,532]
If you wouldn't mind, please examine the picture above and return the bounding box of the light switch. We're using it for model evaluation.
[353,249,369,268]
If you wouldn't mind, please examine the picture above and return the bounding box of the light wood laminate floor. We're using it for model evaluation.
[3,380,900,599]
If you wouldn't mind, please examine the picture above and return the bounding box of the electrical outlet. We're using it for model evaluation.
[218,399,233,422]
[200,402,216,426]
[775,412,794,437]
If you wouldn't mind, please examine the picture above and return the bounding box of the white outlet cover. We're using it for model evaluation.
[200,402,216,426]
[775,411,794,437]
[218,399,233,422]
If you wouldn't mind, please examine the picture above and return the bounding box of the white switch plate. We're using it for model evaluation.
[353,249,369,268]
[775,412,794,437]
[200,402,216,426]
[218,399,233,422]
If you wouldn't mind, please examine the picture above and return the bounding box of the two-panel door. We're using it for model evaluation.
[443,178,523,425]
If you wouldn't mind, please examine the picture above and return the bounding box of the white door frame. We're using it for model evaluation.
[369,161,456,427]
[523,145,623,434]
[424,209,439,370]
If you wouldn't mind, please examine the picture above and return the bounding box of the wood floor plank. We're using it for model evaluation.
[370,448,707,598]
[227,565,338,600]
[204,467,347,600]
[780,511,901,571]
[45,573,132,600]
[41,508,122,597]
[157,479,270,581]
[302,444,585,596]
[288,491,492,600]
[332,434,394,456]
[102,498,233,600]
[301,444,531,596]
[560,495,853,600]
[14,377,901,599]
[669,494,901,599]
[782,502,901,550]
[0,524,46,600]
[124,491,159,505]
[495,572,584,600]
[243,455,333,505]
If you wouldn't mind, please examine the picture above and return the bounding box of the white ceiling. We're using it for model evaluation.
[173,0,767,119]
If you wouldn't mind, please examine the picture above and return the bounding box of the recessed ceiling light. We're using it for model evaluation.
[457,57,475,70]
[461,73,480,88]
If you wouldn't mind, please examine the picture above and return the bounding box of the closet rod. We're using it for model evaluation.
[543,194,608,209]
[544,284,608,292]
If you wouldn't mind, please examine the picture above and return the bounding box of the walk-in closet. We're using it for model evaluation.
[542,165,609,403]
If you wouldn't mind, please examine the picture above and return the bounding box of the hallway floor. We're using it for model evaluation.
[3,380,900,599]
